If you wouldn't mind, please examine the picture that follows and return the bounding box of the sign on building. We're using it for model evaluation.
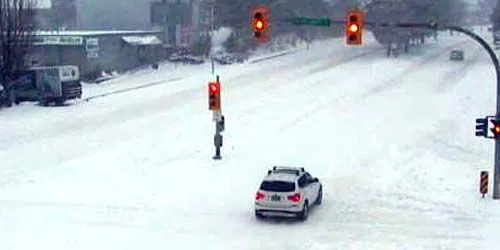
[33,36,83,45]
[85,38,100,58]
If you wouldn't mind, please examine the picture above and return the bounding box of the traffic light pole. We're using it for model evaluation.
[375,23,500,199]
[423,24,500,199]
[280,14,500,198]
[210,1,216,75]
[212,75,224,160]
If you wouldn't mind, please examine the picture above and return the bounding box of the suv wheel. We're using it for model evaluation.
[255,211,264,220]
[55,99,65,106]
[298,201,309,221]
[40,99,49,106]
[315,186,323,205]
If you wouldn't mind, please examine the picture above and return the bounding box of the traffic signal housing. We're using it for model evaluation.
[491,118,500,139]
[476,117,488,137]
[208,81,221,111]
[346,9,364,45]
[251,5,270,43]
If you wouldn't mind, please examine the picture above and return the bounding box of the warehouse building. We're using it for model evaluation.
[28,30,164,79]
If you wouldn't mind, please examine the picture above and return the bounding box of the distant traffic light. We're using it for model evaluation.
[251,5,269,43]
[491,118,500,139]
[476,117,488,137]
[208,82,221,111]
[346,9,364,45]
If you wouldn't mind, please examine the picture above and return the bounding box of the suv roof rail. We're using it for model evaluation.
[272,166,304,171]
[270,166,304,176]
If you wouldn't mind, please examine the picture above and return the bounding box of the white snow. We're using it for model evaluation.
[34,0,51,9]
[2,27,500,249]
[122,36,162,45]
[34,30,161,36]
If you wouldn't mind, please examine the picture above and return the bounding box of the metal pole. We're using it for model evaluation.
[212,74,222,160]
[210,0,215,75]
[285,17,500,197]
[442,25,500,199]
[366,22,500,198]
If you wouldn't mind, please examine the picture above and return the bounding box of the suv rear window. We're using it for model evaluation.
[260,181,295,192]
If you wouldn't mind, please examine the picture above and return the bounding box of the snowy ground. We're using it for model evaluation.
[2,29,500,249]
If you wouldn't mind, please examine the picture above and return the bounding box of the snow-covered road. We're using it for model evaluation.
[1,30,500,249]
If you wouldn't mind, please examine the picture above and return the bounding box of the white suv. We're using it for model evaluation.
[254,166,323,220]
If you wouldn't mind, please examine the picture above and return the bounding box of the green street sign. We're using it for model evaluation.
[289,17,331,26]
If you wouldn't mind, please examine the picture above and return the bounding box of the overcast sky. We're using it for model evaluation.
[38,0,496,30]
[77,0,152,29]
[36,0,152,29]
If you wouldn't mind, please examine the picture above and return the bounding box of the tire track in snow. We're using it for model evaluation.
[226,47,381,116]
[273,40,473,131]
[361,40,472,98]
[205,45,384,135]
[82,77,184,101]
[434,45,483,94]
[0,43,381,150]
[221,44,383,98]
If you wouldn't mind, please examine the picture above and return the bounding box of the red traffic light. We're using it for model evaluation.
[251,5,269,43]
[254,19,265,31]
[208,82,221,111]
[209,82,219,94]
[346,9,364,45]
[348,23,359,33]
[491,119,500,138]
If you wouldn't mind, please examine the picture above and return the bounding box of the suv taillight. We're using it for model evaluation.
[255,192,265,200]
[287,193,301,203]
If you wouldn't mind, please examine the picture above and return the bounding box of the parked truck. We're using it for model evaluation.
[11,65,82,106]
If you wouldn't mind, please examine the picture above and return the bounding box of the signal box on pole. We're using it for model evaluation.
[251,5,270,43]
[208,81,221,111]
[346,9,365,45]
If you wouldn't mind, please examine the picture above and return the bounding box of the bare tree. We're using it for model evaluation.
[0,0,37,105]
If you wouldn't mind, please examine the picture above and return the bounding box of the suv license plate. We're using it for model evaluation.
[271,195,281,201]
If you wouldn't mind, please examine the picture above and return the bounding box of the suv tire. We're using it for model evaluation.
[315,186,323,205]
[298,201,309,221]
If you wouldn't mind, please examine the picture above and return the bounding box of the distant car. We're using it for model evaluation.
[254,166,322,221]
[213,52,247,65]
[450,50,464,61]
[184,55,205,64]
[168,52,205,65]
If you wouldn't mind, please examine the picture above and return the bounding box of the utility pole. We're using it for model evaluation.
[210,0,215,75]
[208,75,224,160]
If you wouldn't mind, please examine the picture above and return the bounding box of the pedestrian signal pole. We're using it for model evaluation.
[208,75,224,160]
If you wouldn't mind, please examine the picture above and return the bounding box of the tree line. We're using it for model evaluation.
[0,0,36,79]
[212,0,470,52]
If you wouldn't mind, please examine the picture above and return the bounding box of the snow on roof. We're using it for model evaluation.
[34,30,162,36]
[35,0,51,9]
[121,36,162,45]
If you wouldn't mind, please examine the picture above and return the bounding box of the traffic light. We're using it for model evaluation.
[491,118,500,139]
[208,81,221,111]
[346,9,364,45]
[251,5,269,43]
[476,117,488,137]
